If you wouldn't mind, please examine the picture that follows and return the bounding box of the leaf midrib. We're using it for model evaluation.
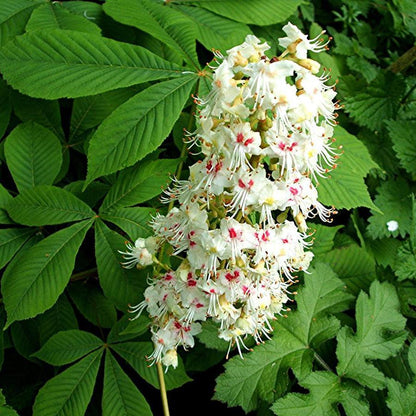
[0,1,42,25]
[106,353,130,415]
[102,213,152,233]
[102,170,168,213]
[70,97,98,140]
[0,228,33,248]
[50,350,101,415]
[2,59,182,74]
[7,220,91,322]
[38,341,102,363]
[12,201,93,218]
[88,76,194,182]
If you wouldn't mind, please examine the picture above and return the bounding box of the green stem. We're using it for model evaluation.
[70,267,97,281]
[157,361,171,416]
[314,352,334,373]
[152,256,171,272]
[389,44,416,74]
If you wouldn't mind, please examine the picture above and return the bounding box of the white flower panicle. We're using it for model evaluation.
[121,23,339,369]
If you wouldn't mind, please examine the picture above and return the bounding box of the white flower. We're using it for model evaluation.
[387,220,399,232]
[161,349,178,369]
[220,218,256,260]
[279,22,328,59]
[226,34,270,67]
[118,237,157,268]
[226,122,262,171]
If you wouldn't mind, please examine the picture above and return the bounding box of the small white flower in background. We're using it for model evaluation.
[386,220,399,232]
[125,23,339,369]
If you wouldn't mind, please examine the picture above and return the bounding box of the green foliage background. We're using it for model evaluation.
[0,0,415,415]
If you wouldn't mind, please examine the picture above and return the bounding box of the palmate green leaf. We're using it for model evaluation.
[394,197,416,281]
[33,349,102,416]
[102,207,156,240]
[68,281,117,329]
[367,237,401,268]
[109,315,150,343]
[0,78,11,138]
[386,120,416,176]
[0,389,19,416]
[336,281,407,390]
[100,159,179,213]
[0,309,6,370]
[346,56,380,83]
[0,30,182,99]
[26,3,101,34]
[309,224,343,256]
[6,186,95,226]
[64,181,110,209]
[321,243,376,295]
[85,75,195,184]
[2,219,93,328]
[104,0,199,69]
[374,347,414,385]
[10,318,41,361]
[344,73,406,131]
[0,227,34,269]
[197,0,302,25]
[198,321,229,351]
[61,1,103,22]
[4,123,62,193]
[386,378,416,416]
[0,0,45,46]
[36,293,78,345]
[33,330,103,366]
[356,127,399,175]
[214,263,353,412]
[69,86,142,141]
[408,339,416,374]
[333,32,377,60]
[367,178,412,239]
[386,339,416,416]
[0,185,13,225]
[272,372,369,416]
[11,92,64,140]
[140,32,184,67]
[395,241,416,281]
[173,5,251,52]
[317,126,378,210]
[103,351,153,416]
[110,342,192,390]
[95,219,146,309]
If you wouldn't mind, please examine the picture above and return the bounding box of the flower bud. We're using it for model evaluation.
[162,349,178,369]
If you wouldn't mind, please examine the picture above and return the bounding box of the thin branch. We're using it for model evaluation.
[70,267,97,281]
[388,45,416,74]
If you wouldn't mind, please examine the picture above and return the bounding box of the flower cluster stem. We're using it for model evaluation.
[157,361,170,416]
